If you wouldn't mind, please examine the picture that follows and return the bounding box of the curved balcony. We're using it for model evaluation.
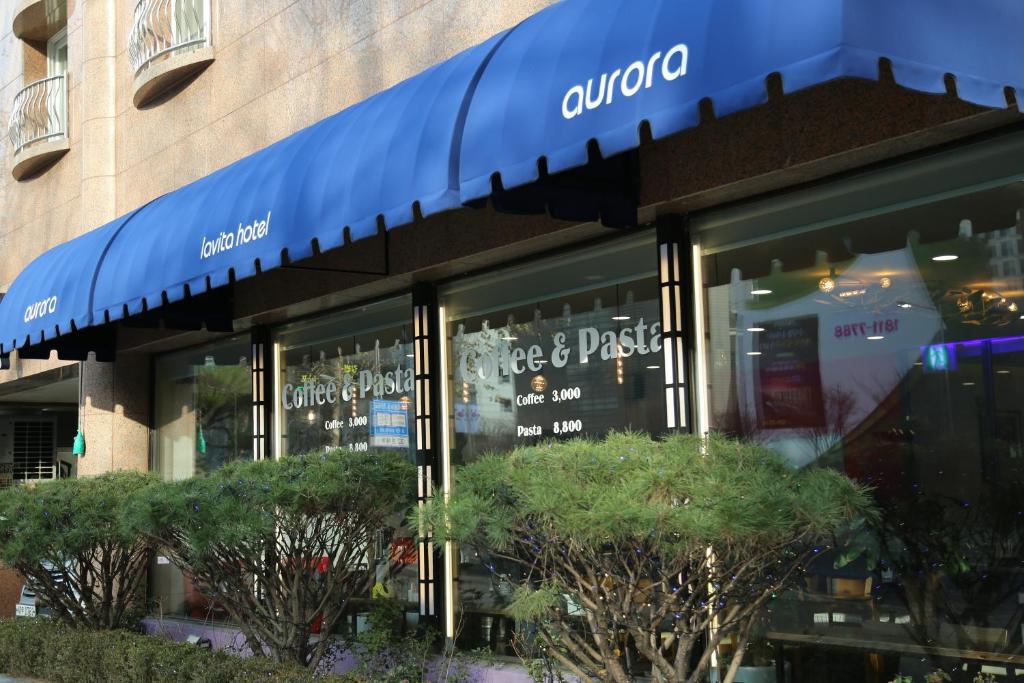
[128,0,214,108]
[12,0,67,41]
[8,74,69,181]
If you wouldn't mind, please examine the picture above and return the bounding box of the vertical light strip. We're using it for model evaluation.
[691,239,711,437]
[437,303,456,641]
[250,338,268,461]
[658,219,689,431]
[413,301,438,618]
[272,341,282,460]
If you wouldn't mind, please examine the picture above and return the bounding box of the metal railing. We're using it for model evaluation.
[128,0,209,76]
[14,462,57,483]
[7,74,67,156]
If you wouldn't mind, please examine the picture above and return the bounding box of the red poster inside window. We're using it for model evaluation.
[389,537,418,565]
[755,316,825,430]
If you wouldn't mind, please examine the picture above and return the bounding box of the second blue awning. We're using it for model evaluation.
[459,0,1024,200]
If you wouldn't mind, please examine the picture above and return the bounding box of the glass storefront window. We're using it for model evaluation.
[701,183,1024,682]
[275,296,419,630]
[276,298,415,461]
[151,336,253,618]
[441,236,666,652]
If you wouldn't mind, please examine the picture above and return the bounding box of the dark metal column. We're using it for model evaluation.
[250,327,273,460]
[412,284,443,625]
[657,215,693,432]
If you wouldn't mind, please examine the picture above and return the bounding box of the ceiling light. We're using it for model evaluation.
[406,354,414,358]
[997,370,1011,375]
[1010,303,1019,312]
[611,315,631,321]
[818,277,835,293]
[746,351,762,356]
[879,277,892,289]
[962,381,976,387]
[646,365,661,370]
[867,335,884,341]
[746,327,765,333]
[898,303,912,309]
[932,254,958,262]
[501,336,518,341]
[751,289,773,296]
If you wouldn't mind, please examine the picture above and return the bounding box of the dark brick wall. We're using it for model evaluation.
[0,565,24,619]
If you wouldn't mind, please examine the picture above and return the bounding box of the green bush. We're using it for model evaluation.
[0,470,158,629]
[421,432,877,683]
[130,449,415,670]
[0,617,354,682]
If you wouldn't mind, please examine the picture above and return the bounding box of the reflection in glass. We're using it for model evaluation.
[703,185,1024,682]
[151,337,253,619]
[276,298,419,633]
[442,238,667,654]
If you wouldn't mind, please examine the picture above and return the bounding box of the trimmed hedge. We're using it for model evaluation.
[0,618,354,683]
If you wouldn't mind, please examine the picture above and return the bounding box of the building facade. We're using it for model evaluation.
[1,1,1023,681]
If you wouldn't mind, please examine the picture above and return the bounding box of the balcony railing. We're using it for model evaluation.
[7,74,67,156]
[128,0,209,76]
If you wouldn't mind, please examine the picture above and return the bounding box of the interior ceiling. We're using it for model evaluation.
[0,377,78,405]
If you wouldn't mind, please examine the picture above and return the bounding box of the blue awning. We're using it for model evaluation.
[0,31,507,355]
[91,31,506,324]
[0,211,140,355]
[2,0,1022,358]
[459,0,1024,200]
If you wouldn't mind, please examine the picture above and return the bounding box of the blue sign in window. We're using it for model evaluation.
[370,399,409,449]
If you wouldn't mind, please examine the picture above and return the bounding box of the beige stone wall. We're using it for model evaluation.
[112,0,556,212]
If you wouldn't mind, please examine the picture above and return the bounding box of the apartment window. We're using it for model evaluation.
[9,2,69,178]
[46,29,67,77]
[11,420,55,481]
